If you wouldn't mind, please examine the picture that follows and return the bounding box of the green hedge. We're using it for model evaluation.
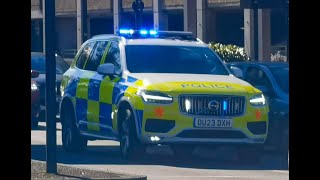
[208,42,249,62]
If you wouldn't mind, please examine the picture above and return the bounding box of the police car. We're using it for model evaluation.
[60,29,269,160]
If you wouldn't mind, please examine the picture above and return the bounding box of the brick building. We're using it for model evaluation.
[31,0,288,60]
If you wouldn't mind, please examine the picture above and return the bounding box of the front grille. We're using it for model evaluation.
[176,130,247,139]
[179,95,245,116]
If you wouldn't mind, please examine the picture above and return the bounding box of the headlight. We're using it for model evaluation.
[249,94,266,106]
[31,83,39,91]
[136,90,173,104]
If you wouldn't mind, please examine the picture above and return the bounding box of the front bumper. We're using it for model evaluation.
[140,131,266,145]
[135,99,268,145]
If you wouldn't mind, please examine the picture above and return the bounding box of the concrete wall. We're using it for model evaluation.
[32,0,286,59]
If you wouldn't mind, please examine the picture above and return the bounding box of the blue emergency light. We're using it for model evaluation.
[119,29,157,36]
[139,30,148,35]
[149,30,157,35]
[223,100,228,111]
[119,29,134,35]
[117,29,195,40]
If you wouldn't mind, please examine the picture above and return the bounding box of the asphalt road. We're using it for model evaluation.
[31,122,289,180]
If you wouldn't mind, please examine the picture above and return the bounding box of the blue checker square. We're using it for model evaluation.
[127,76,138,83]
[65,77,79,97]
[76,98,87,122]
[99,102,113,127]
[88,79,101,101]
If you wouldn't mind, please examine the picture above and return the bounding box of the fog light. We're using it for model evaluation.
[150,136,160,141]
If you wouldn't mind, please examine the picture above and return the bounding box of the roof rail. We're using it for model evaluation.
[91,34,118,39]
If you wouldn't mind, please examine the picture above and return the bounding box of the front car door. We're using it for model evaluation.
[98,40,125,139]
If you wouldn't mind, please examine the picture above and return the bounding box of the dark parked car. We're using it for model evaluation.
[31,52,70,121]
[227,62,288,155]
[31,70,40,127]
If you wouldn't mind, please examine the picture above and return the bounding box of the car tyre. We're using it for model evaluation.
[61,106,87,152]
[119,108,145,160]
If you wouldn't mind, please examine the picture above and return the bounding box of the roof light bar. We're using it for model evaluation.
[139,30,148,35]
[117,29,195,40]
[149,30,157,35]
[119,29,134,35]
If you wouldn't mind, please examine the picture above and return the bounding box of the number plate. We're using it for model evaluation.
[194,118,232,128]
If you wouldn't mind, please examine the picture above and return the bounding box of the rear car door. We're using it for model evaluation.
[71,41,95,132]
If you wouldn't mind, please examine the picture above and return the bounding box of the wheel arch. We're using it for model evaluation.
[60,96,77,126]
[117,97,141,139]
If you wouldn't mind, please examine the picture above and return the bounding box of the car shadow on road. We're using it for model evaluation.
[31,124,62,131]
[31,144,288,170]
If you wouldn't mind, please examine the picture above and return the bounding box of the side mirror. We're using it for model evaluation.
[31,70,39,78]
[229,66,243,79]
[97,63,116,76]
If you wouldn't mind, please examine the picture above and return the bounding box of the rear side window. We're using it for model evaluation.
[76,42,95,69]
[84,41,108,71]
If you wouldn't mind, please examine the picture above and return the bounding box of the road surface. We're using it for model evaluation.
[31,122,289,180]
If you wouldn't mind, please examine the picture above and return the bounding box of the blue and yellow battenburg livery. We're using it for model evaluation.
[60,29,269,159]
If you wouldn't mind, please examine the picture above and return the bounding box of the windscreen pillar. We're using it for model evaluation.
[77,0,87,50]
[197,0,207,42]
[244,9,255,60]
[258,9,271,61]
[113,0,122,34]
[153,0,168,31]
[183,0,197,38]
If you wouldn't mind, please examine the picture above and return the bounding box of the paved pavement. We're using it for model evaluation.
[31,122,289,180]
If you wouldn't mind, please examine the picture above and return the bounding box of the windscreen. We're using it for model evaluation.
[125,45,229,75]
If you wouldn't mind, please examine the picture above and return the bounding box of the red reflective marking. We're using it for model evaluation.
[154,107,164,118]
[255,110,262,120]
